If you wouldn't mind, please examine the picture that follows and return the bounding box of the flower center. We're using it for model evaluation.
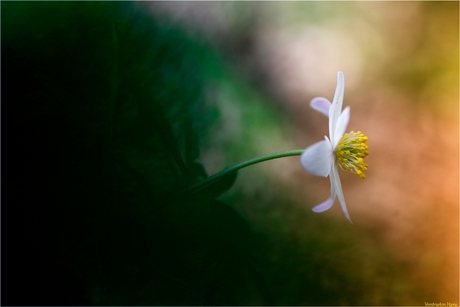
[335,131,369,179]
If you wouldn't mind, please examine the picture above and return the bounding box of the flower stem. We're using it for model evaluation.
[183,149,304,194]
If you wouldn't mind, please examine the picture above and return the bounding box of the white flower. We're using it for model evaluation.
[301,71,369,223]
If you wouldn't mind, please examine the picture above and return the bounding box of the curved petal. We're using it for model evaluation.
[332,106,350,148]
[329,161,337,200]
[310,97,331,117]
[300,137,333,177]
[329,71,345,141]
[312,197,334,212]
[330,163,352,223]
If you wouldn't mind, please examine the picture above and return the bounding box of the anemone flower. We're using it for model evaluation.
[300,71,369,223]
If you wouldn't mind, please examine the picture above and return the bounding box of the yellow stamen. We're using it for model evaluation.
[335,131,369,179]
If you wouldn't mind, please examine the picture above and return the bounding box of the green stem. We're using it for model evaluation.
[184,149,304,194]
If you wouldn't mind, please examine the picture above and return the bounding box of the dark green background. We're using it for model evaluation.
[1,2,271,305]
[2,2,431,305]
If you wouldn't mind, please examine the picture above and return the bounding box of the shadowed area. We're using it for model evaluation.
[2,1,458,305]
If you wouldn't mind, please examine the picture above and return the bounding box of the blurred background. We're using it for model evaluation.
[2,1,458,305]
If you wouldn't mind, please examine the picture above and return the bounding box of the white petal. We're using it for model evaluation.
[329,162,337,200]
[312,197,334,213]
[329,71,345,142]
[300,138,333,177]
[310,97,331,117]
[332,106,350,148]
[330,163,352,223]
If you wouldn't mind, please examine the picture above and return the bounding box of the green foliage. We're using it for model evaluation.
[2,2,260,305]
